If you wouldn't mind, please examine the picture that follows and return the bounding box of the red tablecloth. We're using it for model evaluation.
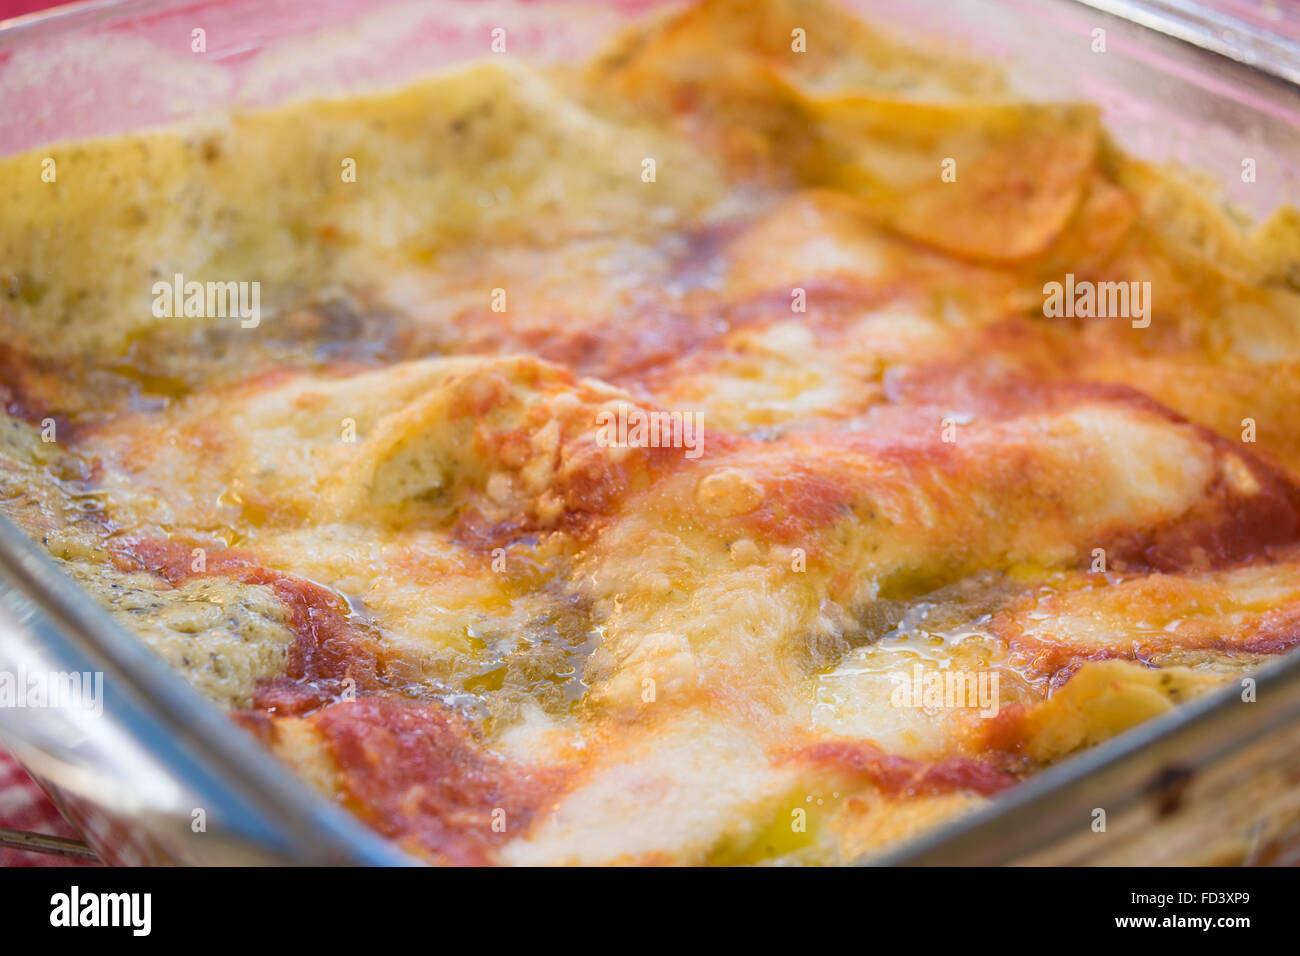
[0,747,97,866]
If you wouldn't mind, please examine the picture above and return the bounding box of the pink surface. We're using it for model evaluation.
[0,0,59,21]
[4,0,1300,31]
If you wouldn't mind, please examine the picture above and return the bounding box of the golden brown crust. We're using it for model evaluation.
[3,0,1300,864]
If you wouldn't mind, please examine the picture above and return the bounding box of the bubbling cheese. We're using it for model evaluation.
[3,0,1300,865]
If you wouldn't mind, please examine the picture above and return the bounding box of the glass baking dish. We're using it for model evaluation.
[1,0,1298,865]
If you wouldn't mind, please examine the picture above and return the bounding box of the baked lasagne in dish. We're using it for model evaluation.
[3,0,1300,865]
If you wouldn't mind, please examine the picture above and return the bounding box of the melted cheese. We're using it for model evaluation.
[3,0,1300,865]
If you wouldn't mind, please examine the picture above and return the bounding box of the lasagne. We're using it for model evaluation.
[3,0,1300,865]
